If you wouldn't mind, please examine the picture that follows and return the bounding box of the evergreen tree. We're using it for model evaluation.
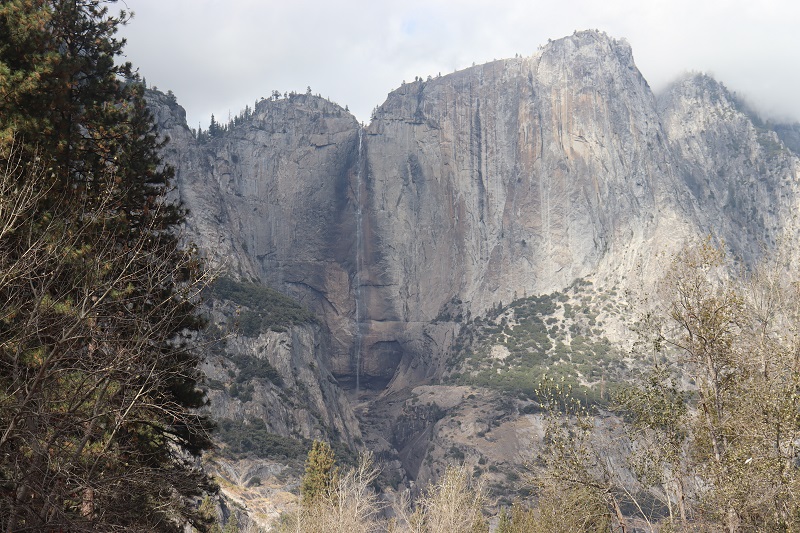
[0,1,213,531]
[208,113,223,138]
[301,440,338,506]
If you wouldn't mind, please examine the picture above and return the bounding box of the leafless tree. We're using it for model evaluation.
[277,453,383,533]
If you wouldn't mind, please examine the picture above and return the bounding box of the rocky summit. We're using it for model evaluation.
[147,29,800,526]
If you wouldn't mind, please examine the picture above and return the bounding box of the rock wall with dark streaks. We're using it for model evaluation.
[149,29,800,393]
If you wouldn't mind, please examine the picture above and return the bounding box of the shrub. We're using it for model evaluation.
[216,418,309,459]
[231,354,282,386]
[209,277,315,336]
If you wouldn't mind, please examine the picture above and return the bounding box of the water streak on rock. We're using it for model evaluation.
[354,126,365,394]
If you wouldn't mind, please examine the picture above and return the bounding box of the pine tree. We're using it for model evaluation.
[208,113,219,137]
[300,440,338,506]
[0,1,213,531]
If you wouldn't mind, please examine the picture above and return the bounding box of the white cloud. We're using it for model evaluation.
[119,0,800,127]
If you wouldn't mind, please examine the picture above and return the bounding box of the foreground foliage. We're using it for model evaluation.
[279,449,380,533]
[397,464,488,533]
[619,239,800,531]
[0,1,213,530]
[275,444,488,533]
[530,239,800,532]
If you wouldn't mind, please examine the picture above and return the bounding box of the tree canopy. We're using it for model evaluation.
[0,1,213,531]
[301,440,339,506]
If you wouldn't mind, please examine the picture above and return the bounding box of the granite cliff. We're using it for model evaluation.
[146,29,800,521]
[151,30,799,394]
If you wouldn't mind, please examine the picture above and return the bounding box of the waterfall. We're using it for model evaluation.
[354,127,364,394]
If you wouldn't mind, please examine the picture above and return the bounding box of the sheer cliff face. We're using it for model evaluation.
[152,30,800,390]
[153,95,365,379]
[363,31,675,324]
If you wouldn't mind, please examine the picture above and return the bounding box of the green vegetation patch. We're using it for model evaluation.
[216,418,310,459]
[446,279,628,405]
[230,354,283,387]
[209,277,316,336]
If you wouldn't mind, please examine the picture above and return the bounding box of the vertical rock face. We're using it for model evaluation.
[152,93,366,380]
[150,30,800,392]
[200,298,361,445]
[364,31,670,321]
[355,31,692,385]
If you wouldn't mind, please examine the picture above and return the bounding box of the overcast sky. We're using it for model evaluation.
[118,0,800,129]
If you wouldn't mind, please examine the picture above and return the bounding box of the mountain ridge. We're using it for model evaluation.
[150,29,800,391]
[144,29,800,527]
